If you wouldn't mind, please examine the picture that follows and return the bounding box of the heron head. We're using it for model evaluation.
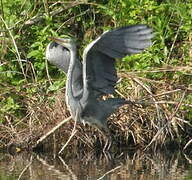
[49,37,76,51]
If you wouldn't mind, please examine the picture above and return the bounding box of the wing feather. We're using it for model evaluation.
[83,24,153,97]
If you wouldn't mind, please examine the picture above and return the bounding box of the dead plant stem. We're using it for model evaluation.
[144,91,187,150]
[34,116,72,148]
[58,115,77,154]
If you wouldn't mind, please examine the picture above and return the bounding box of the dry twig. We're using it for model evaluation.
[97,165,121,180]
[34,116,72,148]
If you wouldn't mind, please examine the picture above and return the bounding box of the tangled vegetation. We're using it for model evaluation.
[0,0,192,153]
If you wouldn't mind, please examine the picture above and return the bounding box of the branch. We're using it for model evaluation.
[33,116,72,148]
[24,2,85,26]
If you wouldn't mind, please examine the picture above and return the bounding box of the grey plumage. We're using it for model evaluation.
[46,41,83,97]
[46,24,153,132]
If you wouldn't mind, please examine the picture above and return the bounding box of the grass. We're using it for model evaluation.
[0,0,192,153]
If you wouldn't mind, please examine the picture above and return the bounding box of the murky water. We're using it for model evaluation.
[0,150,192,180]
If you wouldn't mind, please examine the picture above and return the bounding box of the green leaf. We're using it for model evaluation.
[27,50,40,58]
[48,81,64,92]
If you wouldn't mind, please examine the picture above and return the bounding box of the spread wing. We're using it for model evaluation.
[83,24,153,97]
[46,41,83,97]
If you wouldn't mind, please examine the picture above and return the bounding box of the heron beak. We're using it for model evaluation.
[48,37,68,44]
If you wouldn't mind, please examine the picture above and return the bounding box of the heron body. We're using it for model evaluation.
[46,25,153,132]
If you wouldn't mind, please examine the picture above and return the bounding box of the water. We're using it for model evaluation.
[0,150,192,180]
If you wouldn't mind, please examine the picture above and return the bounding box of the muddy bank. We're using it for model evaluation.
[1,79,192,155]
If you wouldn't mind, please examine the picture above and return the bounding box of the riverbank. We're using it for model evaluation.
[1,76,192,154]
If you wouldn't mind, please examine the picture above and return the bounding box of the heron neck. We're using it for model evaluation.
[66,48,77,101]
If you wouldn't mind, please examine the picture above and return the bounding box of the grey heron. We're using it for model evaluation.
[46,25,153,133]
